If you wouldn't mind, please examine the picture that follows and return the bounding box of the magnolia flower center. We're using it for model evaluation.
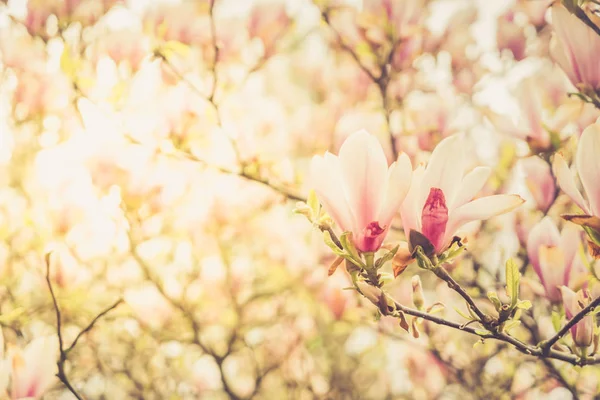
[421,187,449,252]
[359,221,387,253]
[365,221,385,238]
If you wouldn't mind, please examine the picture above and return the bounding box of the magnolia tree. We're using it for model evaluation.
[1,0,600,398]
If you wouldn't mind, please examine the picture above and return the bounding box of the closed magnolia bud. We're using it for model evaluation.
[356,280,383,304]
[411,275,425,310]
[560,287,594,348]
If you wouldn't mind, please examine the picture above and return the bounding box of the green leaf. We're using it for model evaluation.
[551,310,562,332]
[340,232,361,263]
[307,189,320,218]
[505,258,520,308]
[475,329,492,336]
[426,302,445,314]
[487,291,503,312]
[583,225,600,247]
[323,230,345,256]
[502,320,521,334]
[375,244,399,269]
[515,300,532,310]
[454,307,472,321]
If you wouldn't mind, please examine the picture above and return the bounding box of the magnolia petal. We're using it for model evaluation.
[552,153,590,214]
[551,4,600,88]
[310,154,353,232]
[519,79,547,145]
[338,129,388,230]
[538,245,566,303]
[12,336,58,399]
[576,122,600,216]
[560,222,584,281]
[520,157,556,213]
[400,165,425,237]
[421,135,465,209]
[526,216,561,281]
[558,4,600,88]
[559,286,594,347]
[378,152,412,226]
[445,194,525,245]
[560,286,578,320]
[484,109,528,140]
[449,166,491,210]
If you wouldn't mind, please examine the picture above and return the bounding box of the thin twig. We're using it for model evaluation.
[540,296,600,354]
[45,254,84,400]
[362,288,600,366]
[65,298,123,354]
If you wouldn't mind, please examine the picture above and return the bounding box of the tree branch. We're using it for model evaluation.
[540,295,600,354]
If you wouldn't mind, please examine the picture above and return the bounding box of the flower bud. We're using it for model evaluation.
[560,287,594,348]
[411,275,425,310]
[356,280,383,304]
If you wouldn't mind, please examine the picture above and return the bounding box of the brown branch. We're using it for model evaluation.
[208,0,220,103]
[432,265,491,326]
[361,288,600,366]
[64,298,123,354]
[45,254,84,400]
[319,8,400,160]
[540,295,600,354]
[320,10,379,83]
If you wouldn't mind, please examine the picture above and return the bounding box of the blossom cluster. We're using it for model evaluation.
[0,0,600,399]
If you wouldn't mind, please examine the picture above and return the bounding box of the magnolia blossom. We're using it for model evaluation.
[527,217,588,302]
[550,3,600,92]
[400,135,524,254]
[520,157,556,213]
[9,337,57,399]
[310,129,412,252]
[497,11,527,61]
[485,76,569,151]
[553,120,600,256]
[560,287,594,348]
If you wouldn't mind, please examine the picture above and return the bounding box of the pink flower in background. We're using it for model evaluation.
[248,2,290,54]
[310,129,412,252]
[10,337,57,399]
[485,77,565,151]
[550,3,600,92]
[400,135,524,254]
[527,217,588,302]
[405,93,456,152]
[516,0,552,29]
[553,120,600,257]
[520,157,556,213]
[553,122,600,216]
[560,287,594,348]
[497,11,527,61]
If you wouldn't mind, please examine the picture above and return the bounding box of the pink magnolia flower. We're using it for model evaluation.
[553,120,600,257]
[485,76,569,152]
[560,286,594,348]
[10,337,57,399]
[247,2,290,54]
[497,11,527,61]
[310,129,412,253]
[550,3,600,93]
[527,217,588,302]
[400,135,524,254]
[517,0,552,29]
[520,156,556,213]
